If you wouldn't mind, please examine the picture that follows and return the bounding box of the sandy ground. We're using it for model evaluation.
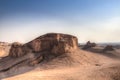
[3,62,120,80]
[2,48,120,80]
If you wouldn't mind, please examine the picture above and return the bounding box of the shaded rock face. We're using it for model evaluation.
[83,41,96,49]
[9,42,31,57]
[9,42,24,57]
[9,33,78,57]
[103,45,114,51]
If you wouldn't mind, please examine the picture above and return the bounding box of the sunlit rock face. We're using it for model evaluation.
[9,33,78,57]
[0,42,11,58]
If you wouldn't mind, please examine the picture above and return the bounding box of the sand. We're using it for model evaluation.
[2,48,120,80]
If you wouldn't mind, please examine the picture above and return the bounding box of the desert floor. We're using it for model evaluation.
[2,48,120,80]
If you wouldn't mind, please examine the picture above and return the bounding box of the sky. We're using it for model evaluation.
[0,0,120,43]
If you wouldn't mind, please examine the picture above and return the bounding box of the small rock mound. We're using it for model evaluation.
[83,41,96,49]
[103,45,114,51]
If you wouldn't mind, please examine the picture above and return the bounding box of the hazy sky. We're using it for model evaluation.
[0,0,120,43]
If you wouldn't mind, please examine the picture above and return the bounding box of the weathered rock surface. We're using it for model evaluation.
[9,42,31,57]
[28,33,78,54]
[9,42,23,57]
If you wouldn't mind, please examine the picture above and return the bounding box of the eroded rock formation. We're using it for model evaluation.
[9,33,78,57]
[83,41,96,49]
[103,45,114,51]
[9,42,23,57]
[0,33,78,74]
[9,42,31,57]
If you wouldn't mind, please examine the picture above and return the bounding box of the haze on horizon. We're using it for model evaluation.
[0,0,120,43]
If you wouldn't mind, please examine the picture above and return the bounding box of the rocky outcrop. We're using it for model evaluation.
[9,42,31,57]
[9,33,78,57]
[0,33,78,74]
[9,42,23,57]
[83,41,96,49]
[103,45,114,51]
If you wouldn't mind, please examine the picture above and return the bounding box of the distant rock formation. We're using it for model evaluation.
[103,45,114,51]
[0,42,11,58]
[9,33,78,57]
[83,41,96,49]
[0,42,10,46]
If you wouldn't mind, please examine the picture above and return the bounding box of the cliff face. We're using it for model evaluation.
[9,33,78,57]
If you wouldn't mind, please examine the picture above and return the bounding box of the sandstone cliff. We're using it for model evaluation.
[9,33,78,57]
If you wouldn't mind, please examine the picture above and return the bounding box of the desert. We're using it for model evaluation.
[1,0,120,80]
[0,33,120,80]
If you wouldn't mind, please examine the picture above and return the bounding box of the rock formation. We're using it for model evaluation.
[0,33,78,74]
[9,33,78,57]
[83,41,96,49]
[9,42,23,57]
[27,33,78,55]
[103,45,114,51]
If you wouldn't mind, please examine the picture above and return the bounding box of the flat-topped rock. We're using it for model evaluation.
[9,33,78,57]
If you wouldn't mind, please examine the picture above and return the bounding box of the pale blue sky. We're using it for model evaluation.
[0,0,120,43]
